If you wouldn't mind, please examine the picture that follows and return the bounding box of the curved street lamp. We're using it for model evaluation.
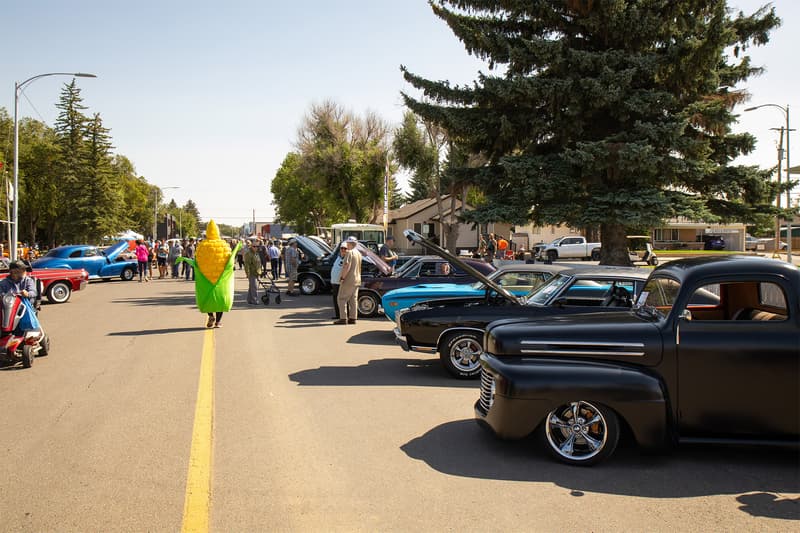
[12,72,97,260]
[744,103,793,262]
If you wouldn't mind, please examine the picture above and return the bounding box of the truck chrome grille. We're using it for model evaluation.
[479,368,495,412]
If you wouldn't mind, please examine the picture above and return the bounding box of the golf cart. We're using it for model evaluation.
[627,235,658,266]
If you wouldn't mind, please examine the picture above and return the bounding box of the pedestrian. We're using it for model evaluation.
[184,238,196,280]
[284,239,300,295]
[168,239,183,278]
[334,236,362,325]
[268,240,281,280]
[134,239,149,282]
[236,241,245,271]
[329,243,348,319]
[156,240,169,279]
[243,240,262,304]
[277,240,285,278]
[146,242,155,280]
[258,240,268,274]
[486,233,497,263]
[379,235,399,271]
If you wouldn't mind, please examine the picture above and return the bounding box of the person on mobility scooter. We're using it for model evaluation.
[0,260,49,368]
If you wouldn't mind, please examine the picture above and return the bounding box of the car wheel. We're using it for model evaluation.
[299,276,319,295]
[541,400,620,466]
[357,292,380,318]
[46,281,71,304]
[22,345,34,368]
[39,335,50,356]
[440,331,483,379]
[121,267,135,281]
[591,249,601,261]
[547,250,558,262]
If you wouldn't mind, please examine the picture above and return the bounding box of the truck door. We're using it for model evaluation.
[675,279,799,439]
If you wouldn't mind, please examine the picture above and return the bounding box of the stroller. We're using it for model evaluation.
[257,271,281,305]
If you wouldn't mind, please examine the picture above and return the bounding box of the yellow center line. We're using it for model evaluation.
[182,328,215,533]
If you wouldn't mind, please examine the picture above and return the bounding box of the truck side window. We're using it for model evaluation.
[686,281,787,321]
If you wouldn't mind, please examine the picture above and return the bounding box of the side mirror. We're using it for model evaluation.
[679,309,692,321]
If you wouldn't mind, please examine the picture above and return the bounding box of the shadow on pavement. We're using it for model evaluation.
[346,330,396,346]
[400,419,800,519]
[107,327,207,336]
[288,357,479,389]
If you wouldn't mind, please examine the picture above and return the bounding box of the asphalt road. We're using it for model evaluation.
[0,270,797,531]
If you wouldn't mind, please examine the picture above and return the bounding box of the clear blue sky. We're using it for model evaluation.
[2,1,796,227]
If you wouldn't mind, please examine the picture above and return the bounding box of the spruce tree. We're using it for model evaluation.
[402,1,782,264]
[84,113,122,241]
[54,79,90,242]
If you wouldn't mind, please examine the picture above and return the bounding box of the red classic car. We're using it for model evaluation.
[0,258,89,304]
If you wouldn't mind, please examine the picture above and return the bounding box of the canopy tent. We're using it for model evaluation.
[113,230,144,241]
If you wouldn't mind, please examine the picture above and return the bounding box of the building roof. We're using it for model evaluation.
[389,195,471,223]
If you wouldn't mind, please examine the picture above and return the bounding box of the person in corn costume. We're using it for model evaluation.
[177,220,241,328]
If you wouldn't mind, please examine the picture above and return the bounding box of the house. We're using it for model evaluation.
[387,196,512,254]
[653,218,747,250]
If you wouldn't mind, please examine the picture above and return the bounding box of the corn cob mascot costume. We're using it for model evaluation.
[177,220,241,328]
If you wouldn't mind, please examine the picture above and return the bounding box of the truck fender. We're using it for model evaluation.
[500,360,670,448]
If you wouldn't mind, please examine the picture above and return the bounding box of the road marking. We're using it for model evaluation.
[182,329,215,533]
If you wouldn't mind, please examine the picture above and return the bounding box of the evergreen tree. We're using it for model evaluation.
[53,79,90,242]
[402,1,782,264]
[83,113,122,241]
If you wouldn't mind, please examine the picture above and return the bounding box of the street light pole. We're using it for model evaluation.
[12,72,96,260]
[745,103,793,262]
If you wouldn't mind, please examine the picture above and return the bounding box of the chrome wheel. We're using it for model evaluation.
[543,401,619,465]
[440,332,482,378]
[300,276,319,295]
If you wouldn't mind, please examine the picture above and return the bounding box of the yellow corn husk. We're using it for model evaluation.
[195,220,231,283]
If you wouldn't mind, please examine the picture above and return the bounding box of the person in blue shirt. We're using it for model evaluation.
[0,260,37,303]
[329,244,348,319]
[379,235,399,270]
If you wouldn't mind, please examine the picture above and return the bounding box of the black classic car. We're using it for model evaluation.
[476,256,800,465]
[356,255,495,318]
[396,266,649,378]
[295,236,391,295]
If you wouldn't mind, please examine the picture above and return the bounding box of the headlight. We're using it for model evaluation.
[2,293,16,306]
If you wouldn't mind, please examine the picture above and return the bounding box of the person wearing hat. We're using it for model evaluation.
[243,240,262,304]
[379,235,398,271]
[334,236,362,324]
[284,239,300,295]
[0,260,37,304]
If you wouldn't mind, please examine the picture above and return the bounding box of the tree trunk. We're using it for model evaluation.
[599,222,631,266]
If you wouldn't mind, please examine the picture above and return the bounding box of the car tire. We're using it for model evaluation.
[299,275,320,295]
[541,400,620,466]
[121,267,135,281]
[22,344,35,368]
[547,250,558,262]
[46,281,71,304]
[590,249,601,261]
[357,292,380,318]
[440,331,483,379]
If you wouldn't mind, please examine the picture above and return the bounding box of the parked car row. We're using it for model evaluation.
[363,230,799,466]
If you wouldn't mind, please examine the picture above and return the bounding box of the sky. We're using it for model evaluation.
[2,1,797,228]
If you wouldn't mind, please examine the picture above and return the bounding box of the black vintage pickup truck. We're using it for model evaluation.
[476,255,799,465]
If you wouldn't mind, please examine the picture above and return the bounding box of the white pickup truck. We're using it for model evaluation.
[538,236,601,261]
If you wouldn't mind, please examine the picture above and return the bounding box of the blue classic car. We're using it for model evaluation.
[381,263,569,322]
[32,240,138,281]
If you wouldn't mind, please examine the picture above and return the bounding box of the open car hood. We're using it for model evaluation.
[294,235,330,260]
[103,240,131,261]
[354,242,392,275]
[402,229,518,304]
